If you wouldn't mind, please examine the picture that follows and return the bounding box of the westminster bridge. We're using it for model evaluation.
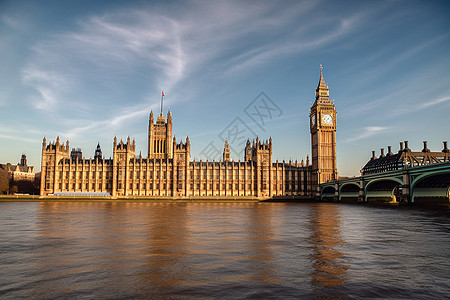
[319,161,450,204]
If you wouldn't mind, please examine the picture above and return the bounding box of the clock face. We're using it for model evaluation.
[311,115,316,126]
[322,114,333,125]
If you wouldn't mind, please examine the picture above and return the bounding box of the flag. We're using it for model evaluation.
[162,91,165,97]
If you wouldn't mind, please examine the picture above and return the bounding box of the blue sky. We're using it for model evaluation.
[1,0,449,176]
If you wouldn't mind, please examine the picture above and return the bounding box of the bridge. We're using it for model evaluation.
[320,161,450,204]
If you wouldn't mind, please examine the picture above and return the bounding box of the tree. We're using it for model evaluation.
[0,168,10,194]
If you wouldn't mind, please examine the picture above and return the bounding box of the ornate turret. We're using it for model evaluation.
[223,139,231,162]
[94,143,102,160]
[20,154,27,166]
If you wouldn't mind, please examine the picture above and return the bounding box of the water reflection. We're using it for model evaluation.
[33,202,192,297]
[140,203,190,295]
[308,203,348,293]
[1,201,448,298]
[247,203,280,284]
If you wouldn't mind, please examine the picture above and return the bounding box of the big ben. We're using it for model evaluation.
[310,65,338,188]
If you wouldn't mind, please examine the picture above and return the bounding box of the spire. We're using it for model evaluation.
[223,138,231,162]
[94,143,102,160]
[167,108,172,122]
[313,64,333,106]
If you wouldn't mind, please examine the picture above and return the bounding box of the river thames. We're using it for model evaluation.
[0,201,449,299]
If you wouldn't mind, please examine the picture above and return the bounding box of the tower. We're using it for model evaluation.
[310,65,338,187]
[148,92,173,159]
[223,139,231,161]
[20,154,27,166]
[94,143,103,160]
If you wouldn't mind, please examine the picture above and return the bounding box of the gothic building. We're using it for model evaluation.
[40,67,338,198]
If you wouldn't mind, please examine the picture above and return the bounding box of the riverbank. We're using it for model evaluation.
[0,194,292,203]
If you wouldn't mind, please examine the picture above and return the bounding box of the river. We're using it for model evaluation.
[0,201,449,299]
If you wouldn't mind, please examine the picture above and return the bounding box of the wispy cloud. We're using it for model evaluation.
[62,103,151,138]
[21,0,366,114]
[22,9,187,113]
[420,96,450,109]
[346,126,389,142]
[0,133,40,143]
[22,68,72,110]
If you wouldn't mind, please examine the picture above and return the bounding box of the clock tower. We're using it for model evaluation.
[310,65,337,188]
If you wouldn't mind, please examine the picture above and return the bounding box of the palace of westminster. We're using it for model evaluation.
[40,67,338,197]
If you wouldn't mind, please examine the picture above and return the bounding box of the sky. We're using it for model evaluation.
[0,0,449,176]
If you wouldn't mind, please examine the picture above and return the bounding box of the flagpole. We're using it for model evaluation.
[160,91,164,116]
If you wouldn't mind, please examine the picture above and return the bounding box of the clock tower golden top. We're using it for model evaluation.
[313,65,334,107]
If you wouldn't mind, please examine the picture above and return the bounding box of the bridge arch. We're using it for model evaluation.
[364,177,403,203]
[411,170,450,204]
[339,183,360,202]
[320,186,336,200]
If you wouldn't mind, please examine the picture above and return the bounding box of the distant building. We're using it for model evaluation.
[362,141,450,175]
[71,148,83,162]
[0,154,35,182]
[40,67,338,197]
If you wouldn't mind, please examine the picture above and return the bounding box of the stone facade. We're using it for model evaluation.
[1,154,35,182]
[40,68,337,198]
